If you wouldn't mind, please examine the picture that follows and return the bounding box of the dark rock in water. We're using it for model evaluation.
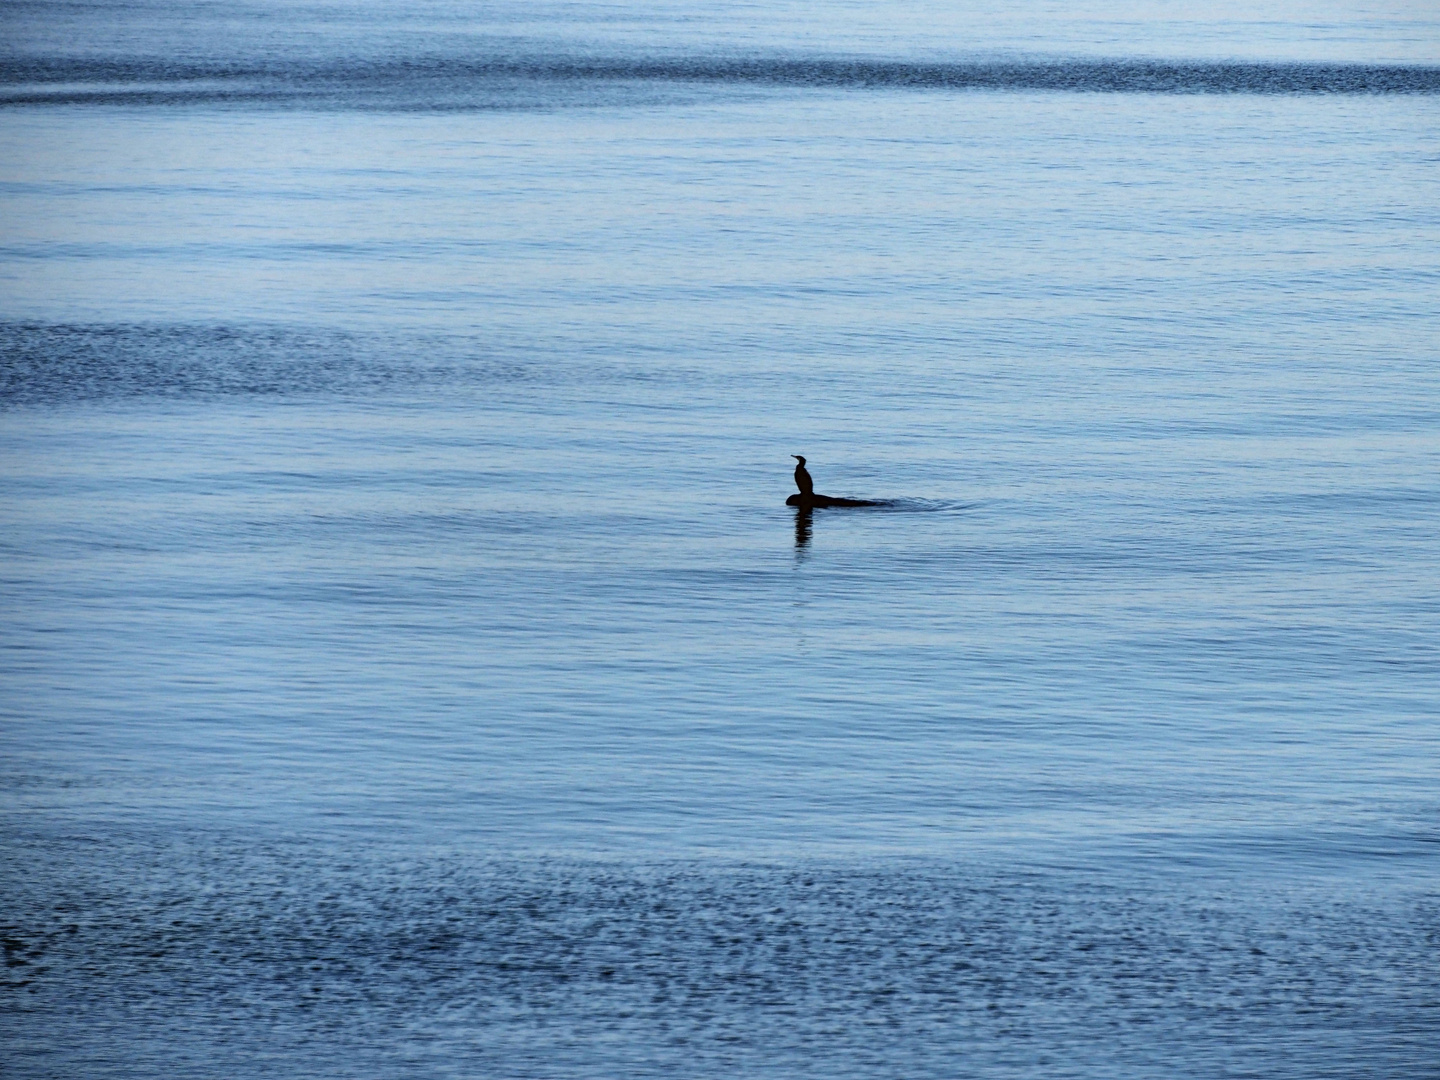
[786,493,881,508]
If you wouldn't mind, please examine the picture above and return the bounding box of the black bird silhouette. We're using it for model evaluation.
[792,455,814,496]
[786,456,880,508]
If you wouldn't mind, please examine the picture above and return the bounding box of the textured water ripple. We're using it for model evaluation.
[3,836,1437,1079]
[5,57,1440,109]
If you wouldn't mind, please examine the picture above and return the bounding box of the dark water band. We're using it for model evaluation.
[5,56,1440,105]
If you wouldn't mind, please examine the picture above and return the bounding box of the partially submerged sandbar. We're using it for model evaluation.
[786,493,881,508]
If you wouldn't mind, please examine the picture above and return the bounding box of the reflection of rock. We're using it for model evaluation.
[786,493,881,508]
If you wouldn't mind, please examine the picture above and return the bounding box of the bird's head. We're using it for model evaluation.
[792,455,806,465]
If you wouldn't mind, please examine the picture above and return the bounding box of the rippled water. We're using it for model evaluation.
[3,1,1439,1076]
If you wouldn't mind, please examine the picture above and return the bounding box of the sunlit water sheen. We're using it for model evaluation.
[3,2,1440,1076]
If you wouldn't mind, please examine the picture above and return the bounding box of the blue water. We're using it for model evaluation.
[3,2,1440,1076]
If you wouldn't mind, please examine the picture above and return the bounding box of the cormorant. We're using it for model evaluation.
[792,455,814,496]
[786,456,882,508]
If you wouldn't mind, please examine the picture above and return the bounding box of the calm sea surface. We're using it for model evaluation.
[3,2,1440,1076]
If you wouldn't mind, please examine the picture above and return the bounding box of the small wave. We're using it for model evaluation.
[877,498,980,514]
[4,57,1438,109]
[0,322,499,407]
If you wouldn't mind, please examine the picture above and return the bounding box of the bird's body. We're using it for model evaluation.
[792,455,814,496]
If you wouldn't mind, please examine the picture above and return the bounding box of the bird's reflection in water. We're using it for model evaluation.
[794,507,813,552]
